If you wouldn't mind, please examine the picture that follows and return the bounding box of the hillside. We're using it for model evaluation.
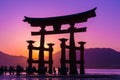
[0,51,27,68]
[53,48,120,69]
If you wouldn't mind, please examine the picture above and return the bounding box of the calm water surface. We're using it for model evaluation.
[85,69,120,75]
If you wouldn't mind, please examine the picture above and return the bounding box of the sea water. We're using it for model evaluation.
[85,69,120,75]
[0,69,120,80]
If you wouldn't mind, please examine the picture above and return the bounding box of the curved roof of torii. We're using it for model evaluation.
[23,7,96,27]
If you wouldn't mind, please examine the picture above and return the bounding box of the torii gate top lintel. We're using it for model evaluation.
[23,7,96,27]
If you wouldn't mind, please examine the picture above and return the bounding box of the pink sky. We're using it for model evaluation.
[0,0,120,57]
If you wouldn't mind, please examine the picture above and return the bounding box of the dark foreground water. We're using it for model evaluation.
[1,69,120,80]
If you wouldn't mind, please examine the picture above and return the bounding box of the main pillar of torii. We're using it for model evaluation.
[23,8,96,74]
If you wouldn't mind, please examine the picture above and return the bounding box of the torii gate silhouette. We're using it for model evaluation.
[23,7,96,75]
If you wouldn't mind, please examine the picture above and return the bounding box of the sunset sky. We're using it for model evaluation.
[0,0,120,58]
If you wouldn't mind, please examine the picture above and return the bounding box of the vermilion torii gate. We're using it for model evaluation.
[24,8,96,75]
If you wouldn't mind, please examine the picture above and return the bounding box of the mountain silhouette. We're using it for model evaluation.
[53,48,120,69]
[0,51,27,68]
[0,48,120,69]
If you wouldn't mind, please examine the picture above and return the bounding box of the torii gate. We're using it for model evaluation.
[23,8,96,75]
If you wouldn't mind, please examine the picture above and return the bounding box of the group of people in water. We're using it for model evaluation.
[0,65,69,76]
[0,65,23,76]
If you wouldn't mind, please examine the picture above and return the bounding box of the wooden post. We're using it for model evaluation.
[47,43,54,74]
[78,41,86,75]
[59,38,68,75]
[27,40,35,69]
[69,23,78,75]
[38,26,46,74]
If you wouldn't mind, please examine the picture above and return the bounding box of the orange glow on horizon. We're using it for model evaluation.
[32,50,49,60]
[32,43,59,60]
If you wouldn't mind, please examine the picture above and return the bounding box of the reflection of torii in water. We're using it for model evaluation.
[24,7,96,75]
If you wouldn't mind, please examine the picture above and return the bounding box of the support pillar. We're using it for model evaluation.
[69,23,78,75]
[47,43,54,74]
[38,26,46,74]
[27,40,35,69]
[59,38,68,75]
[78,41,86,75]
